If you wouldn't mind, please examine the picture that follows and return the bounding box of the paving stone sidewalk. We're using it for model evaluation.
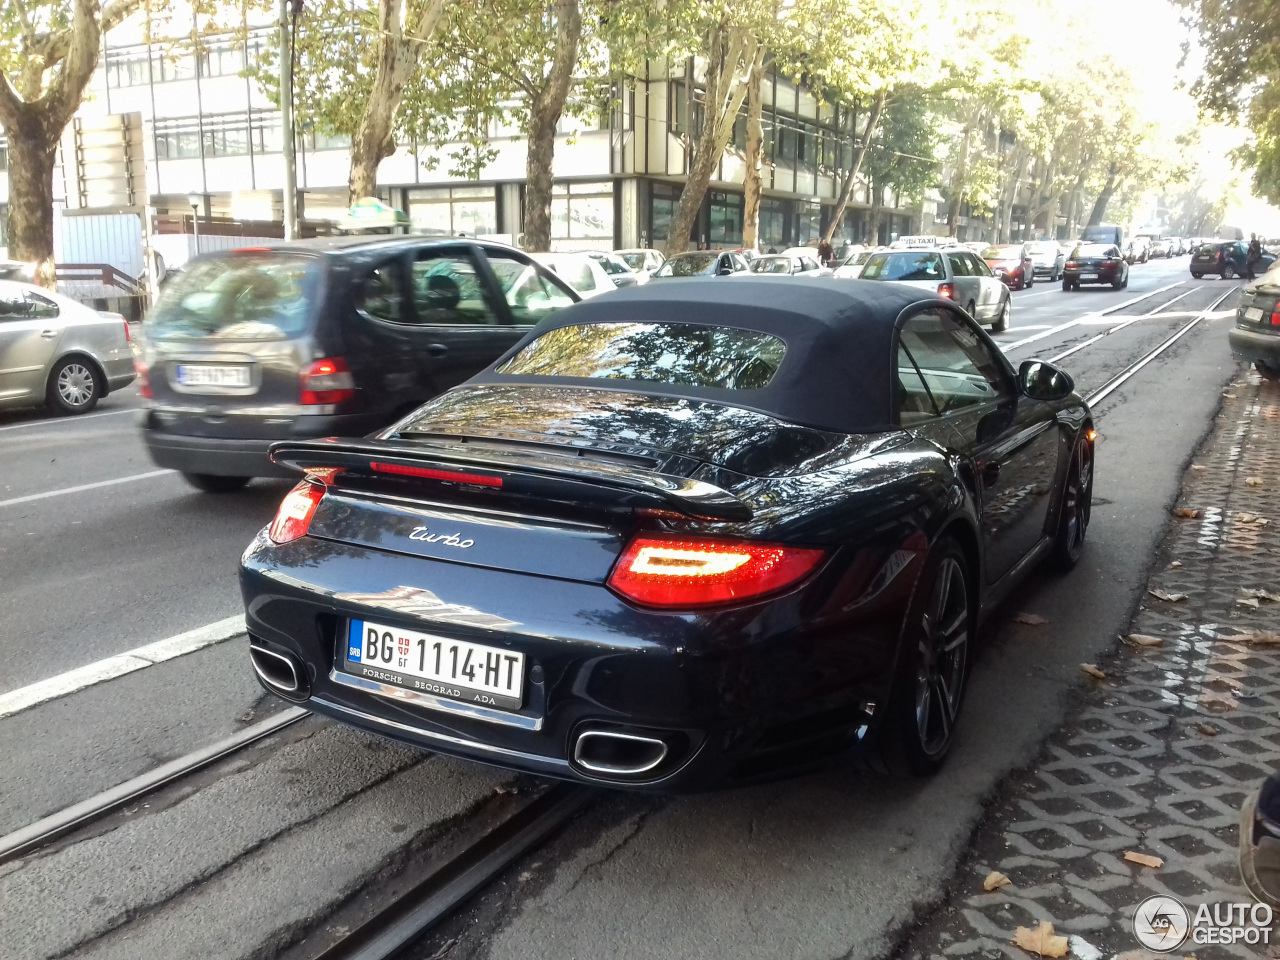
[897,371,1280,960]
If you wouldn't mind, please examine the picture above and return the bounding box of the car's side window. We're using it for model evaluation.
[411,254,498,325]
[564,261,598,293]
[485,254,576,325]
[896,342,939,425]
[947,253,970,277]
[25,293,59,319]
[897,309,1011,417]
[965,254,992,277]
[0,293,28,320]
[358,260,407,323]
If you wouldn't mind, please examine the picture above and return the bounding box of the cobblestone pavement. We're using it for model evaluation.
[897,370,1280,960]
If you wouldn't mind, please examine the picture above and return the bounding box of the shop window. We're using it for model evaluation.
[709,191,743,246]
[408,186,497,238]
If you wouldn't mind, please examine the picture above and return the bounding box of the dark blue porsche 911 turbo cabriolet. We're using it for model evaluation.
[240,278,1093,790]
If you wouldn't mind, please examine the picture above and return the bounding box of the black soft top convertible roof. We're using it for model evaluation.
[470,277,942,435]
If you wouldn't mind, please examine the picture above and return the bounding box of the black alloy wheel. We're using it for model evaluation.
[992,298,1010,333]
[1051,435,1093,571]
[183,473,251,493]
[1192,272,1203,279]
[1222,263,1235,280]
[47,357,102,415]
[882,538,972,775]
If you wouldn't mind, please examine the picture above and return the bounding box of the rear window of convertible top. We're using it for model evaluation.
[496,322,786,390]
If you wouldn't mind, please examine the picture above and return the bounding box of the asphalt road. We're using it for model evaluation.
[0,253,1251,960]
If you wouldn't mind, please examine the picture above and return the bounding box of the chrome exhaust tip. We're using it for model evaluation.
[572,729,670,778]
[249,643,309,701]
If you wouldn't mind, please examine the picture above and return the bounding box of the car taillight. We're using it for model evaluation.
[1066,261,1077,269]
[607,533,825,608]
[1216,251,1223,261]
[300,357,355,405]
[937,282,956,300]
[134,359,152,399]
[369,461,503,487]
[268,481,325,544]
[122,319,131,342]
[1271,310,1280,327]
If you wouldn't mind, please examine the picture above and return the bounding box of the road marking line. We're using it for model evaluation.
[1001,281,1186,352]
[0,408,139,433]
[1012,289,1061,299]
[0,615,246,719]
[0,469,173,508]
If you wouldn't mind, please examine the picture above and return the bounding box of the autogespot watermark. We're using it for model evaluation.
[1132,894,1274,951]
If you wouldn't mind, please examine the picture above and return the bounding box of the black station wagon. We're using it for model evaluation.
[138,237,579,492]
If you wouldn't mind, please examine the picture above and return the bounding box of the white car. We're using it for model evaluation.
[857,248,1012,331]
[614,248,666,280]
[750,253,831,277]
[529,252,626,299]
[833,249,876,279]
[586,252,643,288]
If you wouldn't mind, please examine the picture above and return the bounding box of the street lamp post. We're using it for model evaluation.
[187,193,202,257]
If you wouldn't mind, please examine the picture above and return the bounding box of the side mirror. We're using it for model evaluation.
[1018,359,1074,402]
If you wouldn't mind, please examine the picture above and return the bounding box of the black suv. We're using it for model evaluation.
[138,237,579,492]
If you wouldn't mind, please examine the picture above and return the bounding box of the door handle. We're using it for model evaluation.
[980,461,1001,487]
[425,343,448,359]
[40,330,58,339]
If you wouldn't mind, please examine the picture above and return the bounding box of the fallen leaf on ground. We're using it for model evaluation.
[1191,464,1206,471]
[1174,508,1202,518]
[1197,723,1219,737]
[1124,851,1164,869]
[1224,392,1238,399]
[1149,589,1188,602]
[1248,477,1265,487]
[1201,698,1237,712]
[1015,612,1049,626]
[1235,513,1270,524]
[1238,597,1261,609]
[1013,921,1069,958]
[1170,560,1183,567]
[1242,631,1280,645]
[1081,663,1106,680]
[1126,634,1164,647]
[983,870,1011,891]
[1241,588,1280,602]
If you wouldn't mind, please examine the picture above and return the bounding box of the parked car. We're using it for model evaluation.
[1190,241,1277,280]
[240,278,1093,788]
[1026,241,1066,282]
[982,244,1035,290]
[859,247,1012,331]
[0,260,36,283]
[750,253,831,277]
[137,237,579,493]
[1122,238,1149,265]
[531,252,626,299]
[0,280,136,415]
[649,251,751,279]
[1229,262,1280,379]
[1062,243,1130,290]
[585,252,642,289]
[614,248,666,280]
[1166,237,1186,256]
[1147,238,1171,258]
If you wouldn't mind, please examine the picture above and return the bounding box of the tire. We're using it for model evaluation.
[1062,279,1074,291]
[1222,264,1235,280]
[992,298,1010,333]
[1050,435,1093,572]
[1256,362,1280,381]
[1192,272,1203,279]
[878,537,973,776]
[182,473,251,493]
[47,357,102,415]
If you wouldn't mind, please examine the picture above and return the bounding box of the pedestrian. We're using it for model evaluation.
[1240,774,1280,907]
[817,238,834,266]
[1247,233,1263,280]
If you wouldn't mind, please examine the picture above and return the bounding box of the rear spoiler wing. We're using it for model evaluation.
[269,437,753,522]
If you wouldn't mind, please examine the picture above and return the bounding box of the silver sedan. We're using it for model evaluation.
[0,280,136,414]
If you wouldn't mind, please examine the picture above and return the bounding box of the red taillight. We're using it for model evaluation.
[1216,251,1224,261]
[607,533,825,608]
[134,359,152,399]
[1270,311,1280,327]
[1065,261,1077,269]
[300,356,355,405]
[122,319,131,342]
[369,461,503,487]
[268,481,325,544]
[937,282,956,300]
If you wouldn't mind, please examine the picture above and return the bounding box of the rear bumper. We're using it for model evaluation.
[1031,263,1058,276]
[1229,327,1280,365]
[1064,268,1121,285]
[142,411,376,478]
[238,530,916,792]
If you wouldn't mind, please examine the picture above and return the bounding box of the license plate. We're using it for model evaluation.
[1080,273,1097,280]
[175,364,251,387]
[343,619,524,710]
[1245,307,1264,322]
